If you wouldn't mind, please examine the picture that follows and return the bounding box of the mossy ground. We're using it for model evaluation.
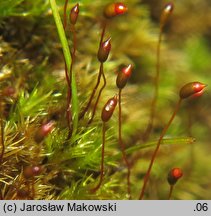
[0,0,211,200]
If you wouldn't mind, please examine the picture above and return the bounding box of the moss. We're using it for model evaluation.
[0,0,210,200]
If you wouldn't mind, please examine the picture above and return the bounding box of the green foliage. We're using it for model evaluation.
[12,88,52,121]
[0,0,25,18]
[0,0,48,19]
[0,0,210,200]
[185,37,211,74]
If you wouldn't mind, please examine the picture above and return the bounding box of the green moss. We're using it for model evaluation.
[0,0,210,200]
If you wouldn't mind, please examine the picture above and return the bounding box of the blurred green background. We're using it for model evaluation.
[0,0,210,199]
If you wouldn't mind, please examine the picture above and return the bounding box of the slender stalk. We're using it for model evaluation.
[79,22,107,120]
[88,65,106,125]
[113,137,195,162]
[139,98,182,199]
[0,98,4,163]
[70,44,78,136]
[63,0,72,138]
[168,185,174,200]
[79,63,103,120]
[71,25,77,57]
[99,21,107,46]
[64,63,72,138]
[67,24,77,138]
[50,0,78,137]
[118,89,131,199]
[143,29,162,141]
[91,122,106,192]
[63,0,69,30]
[50,0,72,70]
[187,109,195,174]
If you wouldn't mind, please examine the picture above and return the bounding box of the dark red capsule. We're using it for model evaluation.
[2,86,16,97]
[167,168,183,185]
[23,165,42,179]
[104,2,128,19]
[179,82,206,99]
[32,165,42,175]
[70,3,79,25]
[101,95,117,122]
[116,64,132,89]
[97,37,111,63]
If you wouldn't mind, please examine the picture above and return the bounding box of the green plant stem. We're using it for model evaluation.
[91,122,106,192]
[113,136,195,161]
[168,185,174,200]
[49,0,78,137]
[116,137,195,167]
[118,89,131,199]
[63,0,72,138]
[67,24,77,138]
[88,64,106,125]
[187,109,195,175]
[63,0,69,30]
[64,63,72,138]
[71,25,77,57]
[139,98,182,200]
[143,29,163,141]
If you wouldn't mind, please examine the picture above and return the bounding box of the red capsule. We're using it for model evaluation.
[179,82,206,99]
[101,95,117,122]
[32,166,42,175]
[34,121,55,143]
[116,64,132,89]
[104,2,128,19]
[23,165,42,179]
[70,3,79,25]
[160,2,174,28]
[2,86,16,97]
[97,37,111,63]
[167,168,183,185]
